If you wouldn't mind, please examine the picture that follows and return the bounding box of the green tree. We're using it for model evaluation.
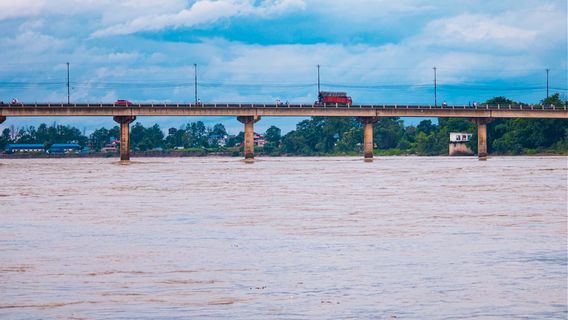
[146,124,165,149]
[183,121,208,148]
[416,120,437,135]
[415,132,439,156]
[0,128,12,150]
[225,131,244,148]
[15,127,34,144]
[322,117,356,152]
[291,118,324,153]
[90,127,111,151]
[398,125,417,151]
[335,127,362,152]
[542,93,565,107]
[130,122,146,150]
[265,126,282,144]
[374,118,404,149]
[109,126,120,141]
[165,127,186,150]
[482,95,568,154]
[439,118,474,133]
[486,96,515,105]
[281,130,309,154]
[211,123,227,137]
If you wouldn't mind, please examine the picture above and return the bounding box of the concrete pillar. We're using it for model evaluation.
[237,116,261,162]
[0,116,6,125]
[357,117,380,162]
[471,118,492,161]
[113,116,136,161]
[477,122,488,161]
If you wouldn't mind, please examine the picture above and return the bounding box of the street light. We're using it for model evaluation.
[433,67,437,107]
[194,63,198,104]
[66,62,70,104]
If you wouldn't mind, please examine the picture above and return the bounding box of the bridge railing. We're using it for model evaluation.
[1,102,566,110]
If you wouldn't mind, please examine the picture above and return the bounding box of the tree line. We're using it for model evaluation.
[1,94,567,155]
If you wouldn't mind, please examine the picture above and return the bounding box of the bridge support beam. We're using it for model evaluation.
[471,118,492,161]
[0,116,6,125]
[113,116,136,161]
[357,117,380,162]
[237,116,261,163]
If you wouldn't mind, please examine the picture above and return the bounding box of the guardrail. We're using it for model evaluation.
[1,103,566,110]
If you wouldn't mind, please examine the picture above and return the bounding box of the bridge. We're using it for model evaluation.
[1,103,567,162]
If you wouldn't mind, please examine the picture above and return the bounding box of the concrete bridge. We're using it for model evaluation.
[1,103,567,162]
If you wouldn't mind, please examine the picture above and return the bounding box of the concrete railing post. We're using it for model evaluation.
[237,115,261,163]
[356,117,380,162]
[113,116,136,161]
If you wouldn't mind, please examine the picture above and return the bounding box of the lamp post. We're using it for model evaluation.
[194,63,198,104]
[433,66,437,107]
[66,62,70,104]
[546,68,550,98]
[317,64,321,96]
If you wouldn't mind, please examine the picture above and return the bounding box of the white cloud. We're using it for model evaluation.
[305,0,433,17]
[416,14,537,51]
[0,31,67,54]
[0,0,47,20]
[0,0,187,21]
[91,0,306,38]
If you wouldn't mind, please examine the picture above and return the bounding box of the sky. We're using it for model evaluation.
[0,0,566,134]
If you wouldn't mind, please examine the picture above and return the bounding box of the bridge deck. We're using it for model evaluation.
[1,103,567,118]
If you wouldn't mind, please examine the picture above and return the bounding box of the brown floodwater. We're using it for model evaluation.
[0,156,566,319]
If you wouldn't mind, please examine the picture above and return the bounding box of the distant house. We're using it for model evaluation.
[449,132,473,156]
[208,134,228,147]
[101,139,119,153]
[101,145,117,153]
[48,143,81,154]
[254,133,267,147]
[238,133,268,147]
[5,144,45,153]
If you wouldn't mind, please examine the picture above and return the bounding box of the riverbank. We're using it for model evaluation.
[1,150,566,159]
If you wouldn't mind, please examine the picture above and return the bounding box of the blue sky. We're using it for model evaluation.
[0,0,566,134]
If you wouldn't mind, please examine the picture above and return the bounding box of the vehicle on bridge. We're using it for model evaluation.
[115,99,133,106]
[316,91,352,106]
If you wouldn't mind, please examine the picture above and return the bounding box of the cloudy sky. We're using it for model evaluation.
[0,0,566,133]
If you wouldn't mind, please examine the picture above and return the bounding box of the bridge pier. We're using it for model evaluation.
[113,116,136,161]
[357,117,380,162]
[237,116,261,163]
[0,116,6,125]
[471,118,492,161]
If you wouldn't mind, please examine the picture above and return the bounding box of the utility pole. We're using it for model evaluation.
[194,63,198,104]
[546,68,550,98]
[433,66,437,107]
[317,64,321,96]
[66,62,70,104]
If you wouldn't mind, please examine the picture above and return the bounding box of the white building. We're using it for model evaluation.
[449,132,474,156]
[450,132,472,142]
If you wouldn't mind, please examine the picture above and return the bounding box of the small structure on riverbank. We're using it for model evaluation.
[100,139,119,153]
[449,132,474,156]
[48,143,81,154]
[5,143,45,153]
